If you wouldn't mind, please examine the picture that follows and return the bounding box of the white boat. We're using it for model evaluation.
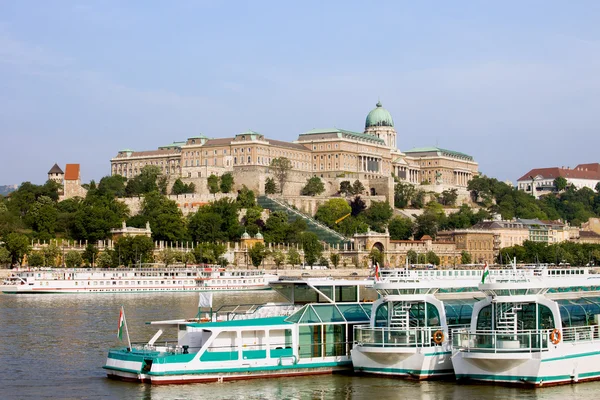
[351,268,496,379]
[451,267,600,386]
[1,266,278,294]
[103,278,376,384]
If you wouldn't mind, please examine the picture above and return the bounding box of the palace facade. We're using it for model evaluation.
[110,102,479,205]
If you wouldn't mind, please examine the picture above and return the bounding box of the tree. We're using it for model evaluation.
[364,201,393,232]
[236,185,256,208]
[439,188,458,206]
[461,250,472,264]
[467,176,492,204]
[83,243,99,267]
[96,251,113,268]
[315,199,352,228]
[4,233,31,266]
[65,250,83,268]
[330,252,340,269]
[42,244,61,266]
[158,248,178,267]
[27,196,58,240]
[207,174,220,194]
[301,177,325,196]
[188,212,225,243]
[271,249,285,269]
[112,236,154,267]
[388,216,414,240]
[0,247,12,267]
[596,182,600,193]
[97,175,127,198]
[369,248,383,267]
[426,251,440,265]
[171,178,195,195]
[125,165,162,196]
[27,251,44,267]
[287,247,301,268]
[265,178,277,195]
[406,250,418,265]
[301,232,323,268]
[394,182,416,208]
[136,191,185,242]
[270,157,292,194]
[352,180,365,195]
[339,181,352,195]
[350,196,367,216]
[249,242,268,268]
[218,173,233,193]
[554,176,568,192]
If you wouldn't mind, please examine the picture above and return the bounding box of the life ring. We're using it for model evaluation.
[550,329,562,345]
[432,330,444,344]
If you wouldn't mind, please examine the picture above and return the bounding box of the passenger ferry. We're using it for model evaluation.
[1,266,278,294]
[451,267,600,386]
[351,268,509,380]
[103,278,376,384]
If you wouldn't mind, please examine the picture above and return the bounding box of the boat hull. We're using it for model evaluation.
[351,345,454,380]
[452,342,600,387]
[104,349,351,384]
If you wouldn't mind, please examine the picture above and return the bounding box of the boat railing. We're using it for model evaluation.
[127,341,202,355]
[209,302,299,321]
[354,325,450,348]
[453,325,600,354]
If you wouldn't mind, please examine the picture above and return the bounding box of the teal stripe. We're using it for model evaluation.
[542,351,600,363]
[456,373,572,384]
[103,365,142,374]
[145,360,352,376]
[356,366,453,375]
[423,351,451,356]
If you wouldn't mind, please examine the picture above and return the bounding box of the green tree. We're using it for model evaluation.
[220,173,234,193]
[439,188,458,206]
[339,181,352,195]
[301,232,323,267]
[394,182,416,208]
[96,251,113,268]
[467,175,492,204]
[83,243,99,267]
[271,249,285,269]
[287,247,301,268]
[243,207,264,236]
[97,175,127,198]
[171,178,195,195]
[369,247,384,267]
[554,176,568,192]
[461,250,473,264]
[265,177,277,195]
[426,251,440,265]
[65,250,83,268]
[42,244,61,267]
[350,196,367,216]
[4,233,31,266]
[207,174,220,194]
[27,196,58,240]
[596,182,600,193]
[27,251,44,267]
[188,212,226,242]
[158,248,178,267]
[388,216,414,240]
[406,249,418,265]
[0,247,12,267]
[249,242,268,268]
[136,191,186,242]
[125,165,163,196]
[236,185,256,208]
[364,201,393,232]
[315,199,351,228]
[113,236,154,267]
[301,177,325,196]
[352,180,365,195]
[270,157,292,194]
[330,252,340,269]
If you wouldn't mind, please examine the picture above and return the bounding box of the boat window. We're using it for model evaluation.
[538,304,554,330]
[315,286,333,302]
[298,325,322,358]
[476,305,492,330]
[269,329,293,357]
[427,303,441,327]
[336,304,370,321]
[325,324,346,357]
[313,305,344,322]
[335,286,358,302]
[374,303,389,327]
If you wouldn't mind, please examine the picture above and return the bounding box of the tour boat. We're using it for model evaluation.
[351,268,503,380]
[103,278,376,384]
[1,266,278,294]
[451,267,600,386]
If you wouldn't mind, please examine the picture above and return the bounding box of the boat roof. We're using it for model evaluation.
[285,302,372,324]
[187,316,290,328]
[270,278,374,304]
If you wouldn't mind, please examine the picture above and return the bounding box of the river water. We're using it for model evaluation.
[1,291,599,400]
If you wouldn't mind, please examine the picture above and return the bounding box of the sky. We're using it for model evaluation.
[1,1,600,186]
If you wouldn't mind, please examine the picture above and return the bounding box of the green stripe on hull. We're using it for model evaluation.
[455,372,600,385]
[542,351,600,362]
[356,366,454,376]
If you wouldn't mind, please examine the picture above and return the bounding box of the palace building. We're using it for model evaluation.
[110,102,478,205]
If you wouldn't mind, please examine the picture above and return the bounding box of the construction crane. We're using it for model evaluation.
[335,213,351,224]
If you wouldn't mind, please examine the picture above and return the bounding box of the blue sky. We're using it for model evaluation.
[1,1,600,186]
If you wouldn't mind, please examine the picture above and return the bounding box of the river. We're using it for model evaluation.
[1,291,599,399]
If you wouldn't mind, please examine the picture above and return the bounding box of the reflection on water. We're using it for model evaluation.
[1,291,600,399]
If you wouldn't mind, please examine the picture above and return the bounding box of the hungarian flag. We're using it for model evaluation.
[375,263,381,282]
[481,263,489,284]
[117,306,125,341]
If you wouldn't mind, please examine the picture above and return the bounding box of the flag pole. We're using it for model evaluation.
[122,305,132,351]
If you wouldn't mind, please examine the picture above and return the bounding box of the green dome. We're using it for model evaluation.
[365,101,394,128]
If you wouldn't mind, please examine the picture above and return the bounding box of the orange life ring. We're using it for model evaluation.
[550,329,561,345]
[432,330,444,344]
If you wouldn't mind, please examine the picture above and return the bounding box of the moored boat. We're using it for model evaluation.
[451,267,600,387]
[103,278,376,384]
[1,266,278,294]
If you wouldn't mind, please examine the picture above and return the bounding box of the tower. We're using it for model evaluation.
[364,101,397,150]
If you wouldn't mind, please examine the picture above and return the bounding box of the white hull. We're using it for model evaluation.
[452,341,600,386]
[351,345,454,379]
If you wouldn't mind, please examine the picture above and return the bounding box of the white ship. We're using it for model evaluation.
[1,266,279,294]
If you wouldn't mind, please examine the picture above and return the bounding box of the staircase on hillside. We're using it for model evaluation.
[257,196,351,246]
